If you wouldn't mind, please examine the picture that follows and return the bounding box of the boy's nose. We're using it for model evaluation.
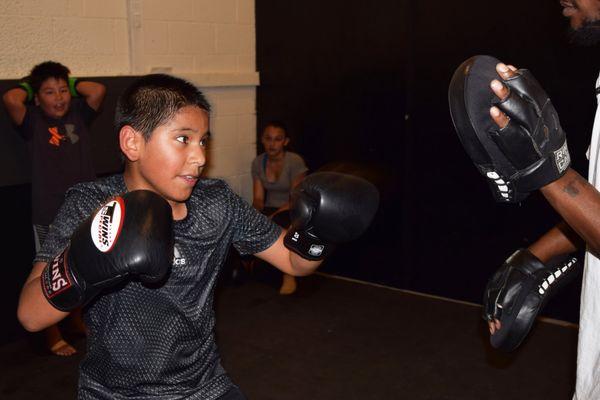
[189,145,206,167]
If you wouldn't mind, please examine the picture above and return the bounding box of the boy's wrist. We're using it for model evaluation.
[68,77,79,97]
[18,81,34,102]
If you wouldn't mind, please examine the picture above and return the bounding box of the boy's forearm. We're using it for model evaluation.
[75,81,106,110]
[75,80,104,97]
[288,251,322,276]
[17,262,69,332]
[540,168,600,256]
[3,87,28,105]
[3,88,28,125]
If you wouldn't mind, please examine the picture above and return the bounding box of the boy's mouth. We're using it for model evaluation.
[180,175,199,186]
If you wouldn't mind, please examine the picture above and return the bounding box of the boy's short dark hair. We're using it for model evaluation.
[29,61,71,93]
[115,74,211,141]
[264,120,288,136]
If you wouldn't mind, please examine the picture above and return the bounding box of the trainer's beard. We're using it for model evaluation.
[569,18,600,46]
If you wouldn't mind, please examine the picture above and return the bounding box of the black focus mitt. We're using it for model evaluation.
[448,55,571,203]
[483,248,578,352]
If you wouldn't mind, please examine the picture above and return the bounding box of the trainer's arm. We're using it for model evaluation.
[254,231,322,276]
[539,169,600,256]
[17,262,69,332]
[76,80,106,111]
[528,220,585,262]
[489,63,600,256]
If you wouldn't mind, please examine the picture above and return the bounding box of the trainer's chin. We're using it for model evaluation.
[569,19,600,45]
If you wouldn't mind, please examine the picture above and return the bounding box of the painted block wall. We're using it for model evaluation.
[0,0,257,201]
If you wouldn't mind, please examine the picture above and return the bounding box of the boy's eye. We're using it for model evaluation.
[176,136,188,144]
[200,137,209,147]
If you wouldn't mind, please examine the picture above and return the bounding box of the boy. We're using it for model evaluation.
[3,61,106,356]
[17,74,378,399]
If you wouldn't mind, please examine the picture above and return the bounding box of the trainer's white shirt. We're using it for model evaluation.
[573,73,600,400]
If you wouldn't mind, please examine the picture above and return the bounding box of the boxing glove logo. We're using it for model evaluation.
[41,251,73,299]
[91,197,125,252]
[308,244,324,257]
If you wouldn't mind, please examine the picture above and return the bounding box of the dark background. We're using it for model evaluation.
[255,0,600,323]
[1,0,598,344]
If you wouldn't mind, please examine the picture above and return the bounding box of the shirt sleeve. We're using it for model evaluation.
[227,185,281,255]
[288,152,308,179]
[35,184,104,263]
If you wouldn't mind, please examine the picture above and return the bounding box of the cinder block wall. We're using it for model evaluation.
[0,0,257,201]
[0,0,130,77]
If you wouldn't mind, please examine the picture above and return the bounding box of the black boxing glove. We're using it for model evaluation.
[284,172,379,261]
[483,248,578,351]
[41,190,174,311]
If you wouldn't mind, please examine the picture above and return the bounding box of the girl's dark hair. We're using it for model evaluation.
[263,120,288,136]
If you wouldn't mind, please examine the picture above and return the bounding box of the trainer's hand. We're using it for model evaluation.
[484,248,578,351]
[489,62,571,192]
[489,63,518,129]
[448,55,570,203]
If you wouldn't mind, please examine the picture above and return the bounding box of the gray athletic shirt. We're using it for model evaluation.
[36,174,281,399]
[251,151,307,208]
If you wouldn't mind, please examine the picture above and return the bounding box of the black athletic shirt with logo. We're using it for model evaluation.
[36,174,281,399]
[19,98,97,225]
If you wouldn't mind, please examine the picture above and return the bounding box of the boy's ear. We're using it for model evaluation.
[119,125,144,161]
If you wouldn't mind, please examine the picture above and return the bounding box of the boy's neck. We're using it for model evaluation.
[123,168,187,221]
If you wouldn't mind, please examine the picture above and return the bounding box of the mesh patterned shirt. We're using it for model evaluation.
[36,174,281,399]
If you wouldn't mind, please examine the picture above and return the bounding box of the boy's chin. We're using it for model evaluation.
[44,110,68,119]
[166,191,193,204]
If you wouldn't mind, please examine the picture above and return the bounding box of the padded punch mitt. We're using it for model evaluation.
[483,249,579,352]
[448,55,571,203]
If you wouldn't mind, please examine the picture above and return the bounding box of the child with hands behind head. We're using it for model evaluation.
[3,61,106,356]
